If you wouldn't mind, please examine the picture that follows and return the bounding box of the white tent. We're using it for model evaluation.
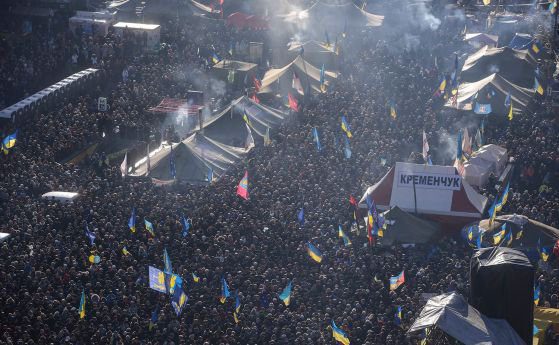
[463,145,507,188]
[359,162,488,225]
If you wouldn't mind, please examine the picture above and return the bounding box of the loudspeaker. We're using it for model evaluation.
[470,247,534,345]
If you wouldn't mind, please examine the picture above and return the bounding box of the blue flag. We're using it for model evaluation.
[84,222,96,246]
[297,208,305,226]
[474,102,492,115]
[164,248,172,274]
[169,145,176,179]
[343,137,352,159]
[148,266,167,293]
[312,127,322,151]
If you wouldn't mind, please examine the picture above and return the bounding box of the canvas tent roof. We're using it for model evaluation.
[359,162,488,223]
[201,96,289,145]
[287,41,338,70]
[380,206,441,246]
[408,292,525,345]
[212,59,258,72]
[281,0,383,28]
[461,46,537,88]
[131,133,251,182]
[444,73,533,116]
[259,55,338,94]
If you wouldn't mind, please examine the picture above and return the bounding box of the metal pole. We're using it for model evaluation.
[413,177,418,215]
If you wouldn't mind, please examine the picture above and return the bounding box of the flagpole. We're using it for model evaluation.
[412,177,418,215]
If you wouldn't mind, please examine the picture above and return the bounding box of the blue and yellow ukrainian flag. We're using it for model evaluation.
[549,0,557,14]
[389,270,405,291]
[144,218,155,236]
[2,130,17,154]
[279,281,292,306]
[389,101,397,119]
[534,77,544,96]
[233,292,241,323]
[122,246,131,256]
[488,198,497,228]
[534,285,540,305]
[128,208,136,233]
[181,215,190,237]
[211,52,222,64]
[243,110,254,129]
[341,116,352,138]
[476,232,483,249]
[192,272,200,283]
[394,306,402,326]
[307,242,323,263]
[331,320,350,345]
[493,227,505,245]
[515,229,523,240]
[79,289,86,319]
[495,182,510,212]
[220,277,231,303]
[504,92,513,121]
[171,285,188,316]
[338,225,351,246]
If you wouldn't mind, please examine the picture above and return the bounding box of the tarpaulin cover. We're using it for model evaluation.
[464,33,499,47]
[131,132,251,183]
[259,55,338,94]
[445,73,532,116]
[201,96,288,145]
[408,292,526,345]
[379,206,441,246]
[287,40,338,71]
[464,214,559,248]
[463,144,508,188]
[461,46,537,88]
[508,33,534,50]
[470,247,534,344]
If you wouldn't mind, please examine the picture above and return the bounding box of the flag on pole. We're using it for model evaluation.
[320,64,326,92]
[504,92,513,121]
[279,281,292,306]
[79,289,86,319]
[389,270,405,290]
[422,130,429,163]
[394,306,402,326]
[237,171,249,200]
[341,116,353,138]
[220,277,231,303]
[292,73,305,95]
[192,273,200,283]
[84,222,96,246]
[307,242,323,263]
[288,92,299,112]
[163,248,172,274]
[128,207,136,233]
[338,225,352,246]
[148,266,167,293]
[312,127,322,151]
[120,152,128,177]
[181,215,191,237]
[534,77,544,95]
[171,285,188,316]
[233,292,241,323]
[297,208,305,226]
[145,218,155,237]
[331,320,350,345]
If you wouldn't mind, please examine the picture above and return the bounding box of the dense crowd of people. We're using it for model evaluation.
[0,1,558,344]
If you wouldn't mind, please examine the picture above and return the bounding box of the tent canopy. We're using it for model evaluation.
[287,40,338,71]
[408,292,526,345]
[463,144,507,188]
[380,206,441,245]
[131,133,251,182]
[201,96,288,145]
[445,73,533,116]
[359,162,488,223]
[281,0,383,29]
[461,46,537,88]
[259,55,338,94]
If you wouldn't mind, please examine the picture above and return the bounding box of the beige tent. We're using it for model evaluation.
[287,40,338,71]
[444,73,533,116]
[259,55,338,95]
[464,33,499,48]
[463,144,507,188]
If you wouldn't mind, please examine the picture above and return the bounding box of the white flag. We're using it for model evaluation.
[292,73,305,95]
[462,128,472,155]
[422,130,430,162]
[120,152,128,178]
[146,143,151,176]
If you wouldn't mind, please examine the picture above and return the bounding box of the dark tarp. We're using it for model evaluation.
[509,33,534,50]
[470,247,534,344]
[201,96,289,145]
[380,206,441,246]
[408,292,526,345]
[444,73,533,116]
[131,132,251,183]
[461,46,537,88]
[463,214,559,248]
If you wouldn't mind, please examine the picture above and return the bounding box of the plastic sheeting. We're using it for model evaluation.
[379,206,441,246]
[470,247,534,344]
[461,46,537,88]
[287,40,338,71]
[444,73,533,116]
[408,292,526,345]
[464,33,499,48]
